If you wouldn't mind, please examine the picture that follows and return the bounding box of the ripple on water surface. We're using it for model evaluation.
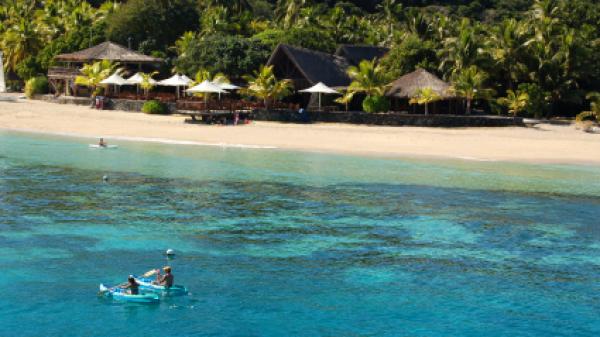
[0,131,599,336]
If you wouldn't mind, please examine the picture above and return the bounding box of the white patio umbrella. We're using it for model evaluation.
[158,74,191,98]
[100,72,127,95]
[299,82,340,110]
[186,80,226,110]
[180,74,192,83]
[212,81,241,99]
[126,72,157,94]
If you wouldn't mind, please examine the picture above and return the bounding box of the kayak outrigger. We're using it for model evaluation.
[99,284,160,303]
[134,276,188,296]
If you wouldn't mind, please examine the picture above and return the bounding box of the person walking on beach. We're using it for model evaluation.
[154,266,174,288]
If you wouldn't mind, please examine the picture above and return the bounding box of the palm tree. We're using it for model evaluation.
[74,60,118,97]
[1,2,41,73]
[140,71,158,99]
[243,65,292,109]
[497,89,529,116]
[334,91,355,112]
[576,92,600,123]
[451,66,493,115]
[206,0,252,14]
[275,0,306,29]
[438,18,481,80]
[486,19,530,90]
[376,0,401,44]
[346,59,389,97]
[409,87,441,115]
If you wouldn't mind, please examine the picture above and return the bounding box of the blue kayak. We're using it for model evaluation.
[134,276,188,296]
[99,284,160,303]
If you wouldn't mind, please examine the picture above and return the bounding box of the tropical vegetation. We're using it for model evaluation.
[409,87,441,115]
[0,0,599,117]
[242,65,292,108]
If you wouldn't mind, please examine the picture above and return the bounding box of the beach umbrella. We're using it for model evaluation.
[299,82,340,110]
[126,72,157,95]
[180,74,193,83]
[100,72,127,95]
[186,80,226,110]
[126,72,157,85]
[212,81,241,99]
[159,74,191,99]
[214,82,241,91]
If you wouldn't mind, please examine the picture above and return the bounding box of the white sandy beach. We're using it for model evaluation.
[0,98,599,165]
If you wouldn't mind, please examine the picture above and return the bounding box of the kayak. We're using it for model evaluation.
[134,276,188,295]
[99,284,160,303]
[89,144,118,149]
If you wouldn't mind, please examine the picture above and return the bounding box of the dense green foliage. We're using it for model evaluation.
[24,76,48,98]
[142,100,167,114]
[173,34,271,80]
[1,0,599,116]
[106,0,198,54]
[362,95,390,113]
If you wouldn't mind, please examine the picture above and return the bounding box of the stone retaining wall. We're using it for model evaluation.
[37,95,177,113]
[35,96,523,127]
[252,110,524,127]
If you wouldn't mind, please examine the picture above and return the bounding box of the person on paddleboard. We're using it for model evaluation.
[98,138,107,147]
[154,266,174,288]
[120,275,140,295]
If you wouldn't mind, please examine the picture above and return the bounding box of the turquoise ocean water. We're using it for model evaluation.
[0,130,599,336]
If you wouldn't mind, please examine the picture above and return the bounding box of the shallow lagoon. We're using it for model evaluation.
[0,130,599,336]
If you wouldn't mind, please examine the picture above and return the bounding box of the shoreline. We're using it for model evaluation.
[1,98,599,166]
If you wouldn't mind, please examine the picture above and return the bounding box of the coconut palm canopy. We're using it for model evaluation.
[55,42,162,64]
[386,69,452,99]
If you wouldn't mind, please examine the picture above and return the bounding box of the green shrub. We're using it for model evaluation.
[142,100,167,114]
[24,76,48,98]
[362,95,390,113]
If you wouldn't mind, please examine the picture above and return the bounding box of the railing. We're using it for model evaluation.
[48,67,80,79]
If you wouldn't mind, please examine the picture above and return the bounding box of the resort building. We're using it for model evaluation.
[48,41,162,96]
[386,68,456,114]
[266,43,388,109]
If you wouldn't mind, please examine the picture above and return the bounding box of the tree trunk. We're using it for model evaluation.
[425,103,429,115]
[466,99,472,115]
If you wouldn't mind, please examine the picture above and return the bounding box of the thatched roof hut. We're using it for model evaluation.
[334,45,389,66]
[266,44,351,90]
[55,41,162,64]
[386,69,452,98]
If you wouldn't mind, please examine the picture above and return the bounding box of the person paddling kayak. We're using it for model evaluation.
[119,276,140,295]
[153,266,174,288]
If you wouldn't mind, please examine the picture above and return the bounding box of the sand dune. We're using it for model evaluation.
[1,98,599,165]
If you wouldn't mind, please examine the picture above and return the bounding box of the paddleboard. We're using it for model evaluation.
[89,144,118,149]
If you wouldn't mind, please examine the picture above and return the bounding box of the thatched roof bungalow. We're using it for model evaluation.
[386,69,459,114]
[266,43,389,109]
[54,41,162,65]
[266,44,351,90]
[48,41,162,96]
[386,68,452,99]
